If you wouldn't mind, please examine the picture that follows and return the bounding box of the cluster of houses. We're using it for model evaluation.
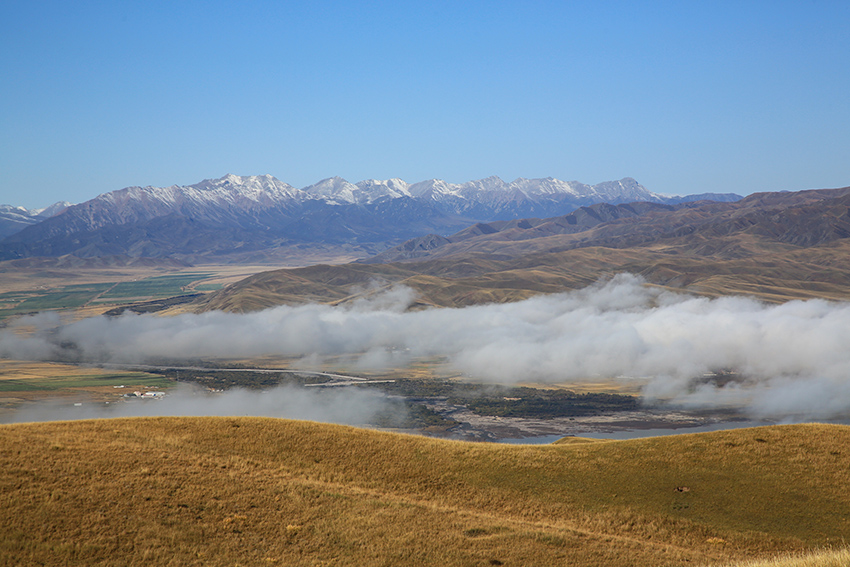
[112,384,166,400]
[122,390,165,400]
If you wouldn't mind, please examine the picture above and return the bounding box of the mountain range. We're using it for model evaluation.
[364,186,850,264]
[0,174,740,262]
[0,202,71,239]
[195,185,850,312]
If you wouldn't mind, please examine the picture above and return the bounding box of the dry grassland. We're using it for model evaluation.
[711,548,850,567]
[0,262,293,319]
[1,418,848,566]
[195,239,850,314]
[0,260,321,297]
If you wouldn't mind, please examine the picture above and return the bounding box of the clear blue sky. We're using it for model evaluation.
[2,0,849,209]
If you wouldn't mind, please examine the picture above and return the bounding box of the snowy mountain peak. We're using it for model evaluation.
[81,174,685,212]
[0,173,744,259]
[0,205,31,216]
[34,201,72,218]
[590,178,661,202]
[220,173,244,185]
[469,175,507,188]
[302,177,361,204]
[407,179,459,199]
[354,178,412,202]
[0,201,74,239]
[194,174,297,195]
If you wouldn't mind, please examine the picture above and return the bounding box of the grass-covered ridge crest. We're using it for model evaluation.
[2,417,848,566]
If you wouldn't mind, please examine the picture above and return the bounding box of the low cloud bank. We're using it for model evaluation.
[4,383,401,425]
[3,274,850,420]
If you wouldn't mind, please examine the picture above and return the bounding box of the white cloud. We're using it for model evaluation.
[3,273,850,421]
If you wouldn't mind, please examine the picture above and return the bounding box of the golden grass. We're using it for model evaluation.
[193,238,850,314]
[6,230,850,318]
[0,360,150,383]
[714,548,850,567]
[1,419,848,566]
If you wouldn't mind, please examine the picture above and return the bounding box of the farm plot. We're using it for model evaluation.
[96,273,213,301]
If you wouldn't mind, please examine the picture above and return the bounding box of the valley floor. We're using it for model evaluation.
[425,401,757,442]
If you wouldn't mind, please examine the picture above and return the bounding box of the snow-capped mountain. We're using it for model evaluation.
[60,174,301,232]
[403,176,664,218]
[0,202,71,239]
[0,174,741,261]
[308,175,664,210]
[299,174,735,219]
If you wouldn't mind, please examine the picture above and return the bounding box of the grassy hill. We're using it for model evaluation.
[192,186,850,312]
[714,549,850,567]
[2,418,848,566]
[195,239,850,313]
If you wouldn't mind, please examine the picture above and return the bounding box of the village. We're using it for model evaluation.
[113,384,166,400]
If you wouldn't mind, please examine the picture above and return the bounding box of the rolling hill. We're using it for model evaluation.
[1,418,847,566]
[366,186,850,263]
[193,185,850,312]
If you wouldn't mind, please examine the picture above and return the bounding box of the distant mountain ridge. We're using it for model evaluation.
[0,174,741,262]
[297,175,740,218]
[364,186,850,265]
[195,185,850,313]
[363,201,680,263]
[0,202,70,239]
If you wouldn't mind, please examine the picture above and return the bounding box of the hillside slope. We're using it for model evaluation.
[367,186,850,264]
[194,186,850,312]
[1,419,848,566]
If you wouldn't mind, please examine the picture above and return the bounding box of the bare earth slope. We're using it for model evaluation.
[1,418,847,567]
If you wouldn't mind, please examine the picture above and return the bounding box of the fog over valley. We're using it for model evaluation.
[3,274,850,422]
[3,382,400,426]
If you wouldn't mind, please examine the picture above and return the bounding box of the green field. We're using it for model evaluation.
[0,283,114,315]
[194,282,224,291]
[0,372,172,392]
[0,273,215,318]
[97,273,212,299]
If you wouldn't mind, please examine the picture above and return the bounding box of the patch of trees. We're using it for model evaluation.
[163,370,638,421]
[458,388,638,418]
[368,380,638,419]
[372,401,459,431]
[163,369,328,389]
[103,294,204,316]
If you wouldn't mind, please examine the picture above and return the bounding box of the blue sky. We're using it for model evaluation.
[2,1,849,209]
